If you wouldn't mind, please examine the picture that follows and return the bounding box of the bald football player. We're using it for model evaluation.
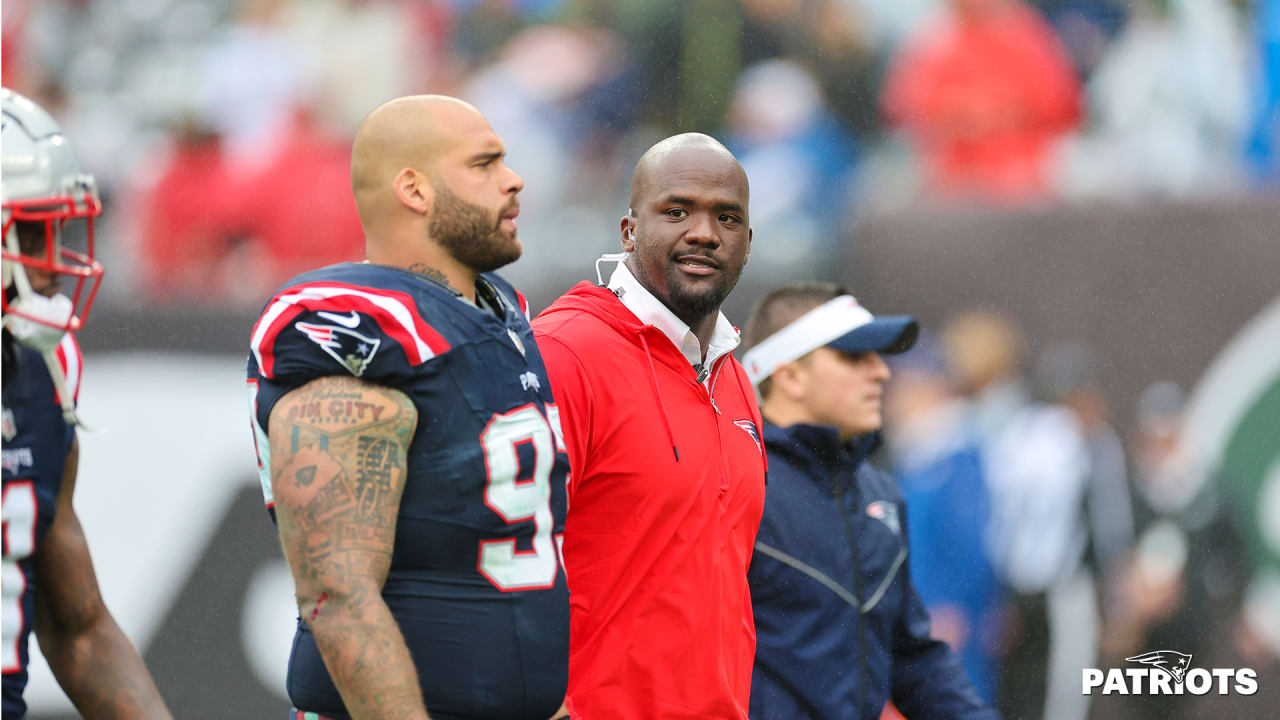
[247,95,569,720]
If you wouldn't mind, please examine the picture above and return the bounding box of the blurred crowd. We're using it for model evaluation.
[3,0,1280,305]
[881,310,1279,720]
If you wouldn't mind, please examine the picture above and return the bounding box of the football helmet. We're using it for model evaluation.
[2,87,103,337]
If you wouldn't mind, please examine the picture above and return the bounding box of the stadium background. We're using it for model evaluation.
[3,0,1278,717]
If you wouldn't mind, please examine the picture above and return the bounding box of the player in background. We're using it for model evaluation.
[246,95,569,720]
[1,88,172,719]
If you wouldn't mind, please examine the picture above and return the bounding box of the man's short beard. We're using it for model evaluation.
[628,254,739,327]
[428,176,521,273]
[664,264,736,323]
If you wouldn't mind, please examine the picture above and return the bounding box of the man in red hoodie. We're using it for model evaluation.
[532,134,767,719]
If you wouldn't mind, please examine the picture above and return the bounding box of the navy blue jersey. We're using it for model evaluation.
[246,263,569,720]
[2,332,80,719]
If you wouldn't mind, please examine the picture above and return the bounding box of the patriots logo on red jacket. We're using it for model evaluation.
[734,419,762,456]
[295,320,382,377]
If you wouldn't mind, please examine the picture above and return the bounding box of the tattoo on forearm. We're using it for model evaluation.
[295,466,317,487]
[268,376,424,718]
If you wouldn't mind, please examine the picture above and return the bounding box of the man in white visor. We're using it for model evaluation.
[740,282,997,720]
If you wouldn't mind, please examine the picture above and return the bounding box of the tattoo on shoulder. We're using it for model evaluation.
[267,376,417,586]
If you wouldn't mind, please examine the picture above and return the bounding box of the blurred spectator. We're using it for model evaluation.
[725,59,860,268]
[883,0,1082,201]
[1033,342,1135,605]
[1246,0,1280,183]
[940,312,1095,720]
[462,22,631,288]
[135,107,362,304]
[885,336,1003,704]
[235,107,365,293]
[852,0,942,50]
[1,0,33,90]
[1055,0,1250,198]
[134,118,244,301]
[739,0,883,138]
[1031,0,1128,80]
[197,0,311,172]
[281,0,442,134]
[1091,381,1257,720]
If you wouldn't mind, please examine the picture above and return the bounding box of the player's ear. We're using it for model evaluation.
[393,167,432,215]
[772,358,809,402]
[620,214,637,253]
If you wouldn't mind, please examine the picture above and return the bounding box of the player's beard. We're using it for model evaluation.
[428,177,522,274]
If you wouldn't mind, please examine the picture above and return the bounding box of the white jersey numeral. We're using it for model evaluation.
[478,405,559,591]
[2,480,38,672]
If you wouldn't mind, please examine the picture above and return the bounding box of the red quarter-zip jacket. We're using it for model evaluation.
[533,282,768,720]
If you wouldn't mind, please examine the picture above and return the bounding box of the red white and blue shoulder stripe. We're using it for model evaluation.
[249,272,450,380]
[54,332,82,407]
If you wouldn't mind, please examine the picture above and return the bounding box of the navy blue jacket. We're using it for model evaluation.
[748,421,997,720]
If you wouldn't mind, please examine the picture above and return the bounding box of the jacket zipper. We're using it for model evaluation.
[707,357,726,415]
[830,472,868,719]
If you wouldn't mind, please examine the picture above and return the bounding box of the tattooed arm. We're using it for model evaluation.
[34,437,173,719]
[268,376,429,720]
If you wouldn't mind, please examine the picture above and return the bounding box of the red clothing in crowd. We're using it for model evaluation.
[883,0,1082,200]
[533,282,767,720]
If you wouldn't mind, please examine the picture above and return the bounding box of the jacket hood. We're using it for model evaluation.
[538,281,649,340]
[538,281,687,461]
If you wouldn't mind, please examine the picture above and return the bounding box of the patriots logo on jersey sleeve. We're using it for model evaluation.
[295,320,382,377]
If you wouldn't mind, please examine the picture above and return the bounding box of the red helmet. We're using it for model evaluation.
[2,87,104,334]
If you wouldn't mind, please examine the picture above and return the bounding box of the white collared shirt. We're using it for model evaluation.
[607,262,740,383]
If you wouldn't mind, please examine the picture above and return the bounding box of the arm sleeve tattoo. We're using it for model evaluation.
[269,376,430,720]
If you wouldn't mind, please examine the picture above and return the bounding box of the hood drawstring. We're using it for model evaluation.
[638,332,680,462]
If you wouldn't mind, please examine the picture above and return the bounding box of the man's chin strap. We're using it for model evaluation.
[2,293,87,428]
[41,348,84,427]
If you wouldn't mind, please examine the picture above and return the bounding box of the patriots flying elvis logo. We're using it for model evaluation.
[295,320,382,377]
[1125,650,1193,685]
[866,500,901,535]
[734,419,762,456]
[1084,647,1257,696]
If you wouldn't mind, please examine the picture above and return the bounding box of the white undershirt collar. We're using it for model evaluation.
[607,262,740,376]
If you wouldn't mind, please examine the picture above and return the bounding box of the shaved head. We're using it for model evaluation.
[621,133,751,341]
[628,133,748,211]
[349,94,525,279]
[351,94,487,222]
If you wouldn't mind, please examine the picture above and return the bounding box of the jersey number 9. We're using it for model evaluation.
[478,404,565,592]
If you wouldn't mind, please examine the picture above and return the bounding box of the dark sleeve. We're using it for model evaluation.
[891,501,1001,720]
